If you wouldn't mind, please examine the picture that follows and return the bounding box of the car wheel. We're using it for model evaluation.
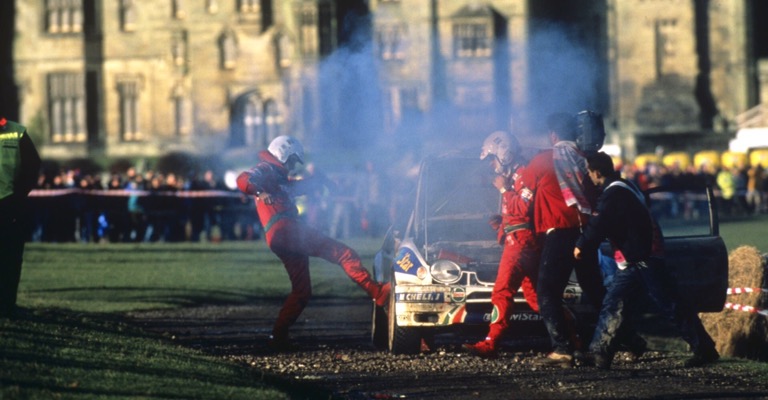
[387,281,421,355]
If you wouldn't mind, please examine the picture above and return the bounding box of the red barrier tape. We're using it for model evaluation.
[726,287,768,295]
[723,302,768,317]
[28,189,243,198]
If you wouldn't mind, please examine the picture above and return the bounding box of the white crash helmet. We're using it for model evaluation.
[480,131,520,168]
[268,135,305,164]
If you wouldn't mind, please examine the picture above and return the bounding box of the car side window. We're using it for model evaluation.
[647,186,713,237]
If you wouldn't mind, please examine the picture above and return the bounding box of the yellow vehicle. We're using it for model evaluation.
[693,150,720,172]
[721,151,748,169]
[633,153,660,169]
[662,152,691,170]
[749,149,768,168]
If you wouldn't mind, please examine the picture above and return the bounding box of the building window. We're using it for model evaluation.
[46,0,84,34]
[298,6,318,56]
[238,0,258,13]
[654,18,678,79]
[118,79,141,141]
[206,0,219,13]
[48,73,86,143]
[219,31,238,70]
[297,2,333,57]
[383,86,419,131]
[172,31,188,69]
[453,23,491,58]
[172,0,186,19]
[275,33,293,69]
[173,85,191,136]
[317,2,333,56]
[376,24,406,61]
[243,96,264,146]
[120,0,137,32]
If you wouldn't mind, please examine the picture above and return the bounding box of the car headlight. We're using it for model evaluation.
[430,260,462,284]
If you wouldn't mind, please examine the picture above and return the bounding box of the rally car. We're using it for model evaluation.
[371,149,728,355]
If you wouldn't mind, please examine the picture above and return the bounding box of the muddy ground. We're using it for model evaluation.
[127,298,768,400]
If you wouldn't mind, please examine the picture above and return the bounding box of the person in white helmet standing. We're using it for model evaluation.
[237,135,390,350]
[462,131,541,358]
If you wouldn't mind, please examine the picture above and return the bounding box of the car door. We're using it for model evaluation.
[647,185,728,312]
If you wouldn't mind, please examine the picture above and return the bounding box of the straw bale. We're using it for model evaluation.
[700,245,768,360]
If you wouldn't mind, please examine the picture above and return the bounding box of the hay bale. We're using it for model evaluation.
[700,245,768,360]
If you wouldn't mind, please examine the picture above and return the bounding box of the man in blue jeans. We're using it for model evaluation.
[574,152,719,369]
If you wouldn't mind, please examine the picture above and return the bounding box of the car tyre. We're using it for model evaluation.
[387,281,421,355]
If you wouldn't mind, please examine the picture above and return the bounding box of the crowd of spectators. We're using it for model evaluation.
[620,160,767,220]
[27,154,766,244]
[27,160,412,244]
[29,167,256,243]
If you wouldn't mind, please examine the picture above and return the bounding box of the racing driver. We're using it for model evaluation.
[463,131,541,358]
[237,135,390,350]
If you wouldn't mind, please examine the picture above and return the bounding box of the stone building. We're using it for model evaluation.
[10,0,763,163]
[14,0,335,162]
[371,0,759,157]
[606,0,755,156]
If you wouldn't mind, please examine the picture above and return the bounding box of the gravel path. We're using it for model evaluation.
[127,298,768,400]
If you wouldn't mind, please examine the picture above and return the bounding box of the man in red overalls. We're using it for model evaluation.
[463,131,541,358]
[237,136,390,350]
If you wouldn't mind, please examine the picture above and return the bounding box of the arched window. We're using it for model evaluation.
[120,0,136,32]
[172,0,186,19]
[172,30,188,68]
[219,31,238,70]
[275,33,293,69]
[173,84,191,136]
[244,96,264,147]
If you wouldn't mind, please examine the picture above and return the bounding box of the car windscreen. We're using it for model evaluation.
[414,156,500,246]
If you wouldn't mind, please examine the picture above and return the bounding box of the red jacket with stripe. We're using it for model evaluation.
[236,150,298,240]
[520,149,588,234]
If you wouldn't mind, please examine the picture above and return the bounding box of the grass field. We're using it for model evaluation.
[1,218,766,399]
[2,238,381,399]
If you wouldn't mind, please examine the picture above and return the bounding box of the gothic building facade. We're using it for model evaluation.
[11,0,761,162]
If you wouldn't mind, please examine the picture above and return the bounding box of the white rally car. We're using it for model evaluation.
[371,149,728,355]
[370,150,588,354]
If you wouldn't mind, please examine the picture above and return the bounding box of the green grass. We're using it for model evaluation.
[2,238,383,399]
[2,222,767,399]
[1,309,287,399]
[719,214,768,252]
[19,239,382,313]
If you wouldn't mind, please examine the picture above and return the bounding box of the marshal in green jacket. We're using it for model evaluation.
[0,118,41,204]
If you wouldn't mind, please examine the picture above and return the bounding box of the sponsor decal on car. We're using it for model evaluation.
[396,292,445,302]
[450,287,466,302]
[510,312,543,321]
[394,248,420,275]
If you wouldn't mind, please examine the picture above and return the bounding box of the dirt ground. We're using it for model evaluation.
[127,299,768,400]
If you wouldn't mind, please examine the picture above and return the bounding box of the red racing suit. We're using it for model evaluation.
[486,163,541,343]
[237,151,386,340]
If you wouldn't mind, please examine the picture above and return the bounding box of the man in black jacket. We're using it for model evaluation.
[573,152,719,369]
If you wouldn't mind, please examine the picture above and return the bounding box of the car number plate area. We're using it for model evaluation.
[394,286,469,303]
